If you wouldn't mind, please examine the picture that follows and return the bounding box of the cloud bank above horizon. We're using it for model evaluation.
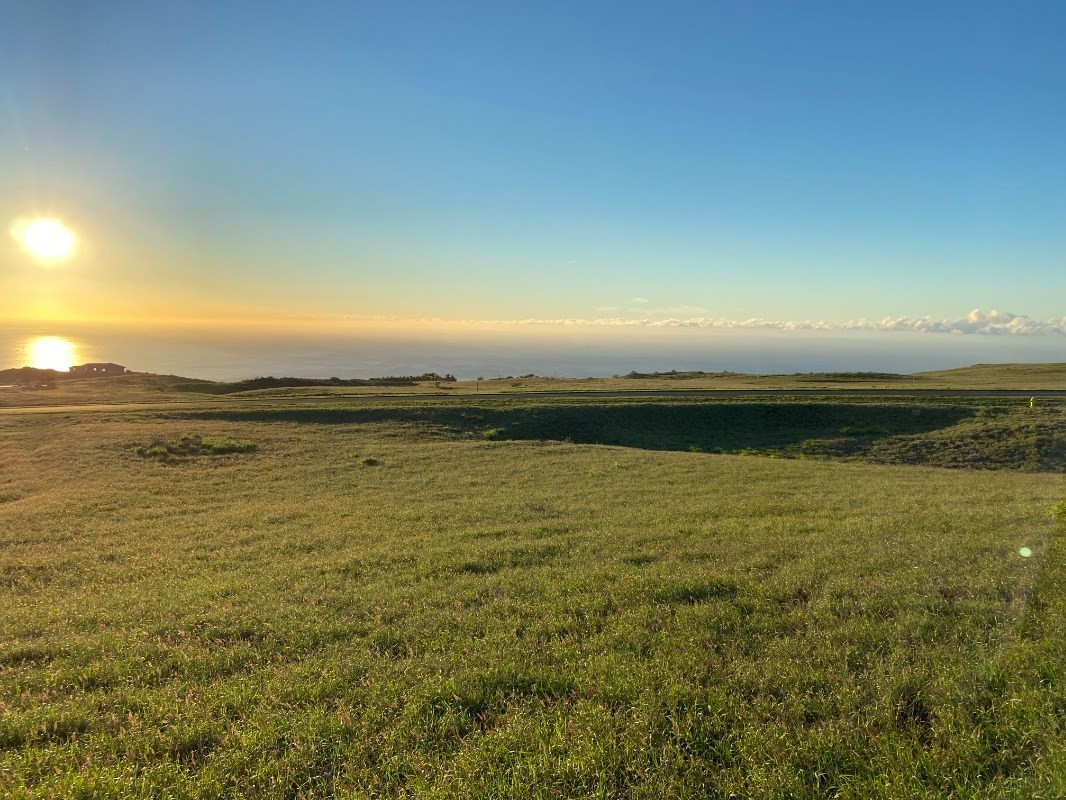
[466,310,1066,336]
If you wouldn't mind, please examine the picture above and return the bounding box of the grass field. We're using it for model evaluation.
[1,362,1064,408]
[1,396,1064,798]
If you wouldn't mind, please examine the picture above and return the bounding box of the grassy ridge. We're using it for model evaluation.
[2,362,1064,408]
[229,362,1066,397]
[1,405,1064,797]
[171,374,457,395]
[913,363,1066,389]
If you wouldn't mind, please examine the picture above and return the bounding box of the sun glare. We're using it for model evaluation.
[27,336,78,371]
[10,218,77,262]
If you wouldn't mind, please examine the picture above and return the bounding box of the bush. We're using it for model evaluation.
[134,434,257,461]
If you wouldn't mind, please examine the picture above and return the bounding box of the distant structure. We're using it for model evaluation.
[69,362,128,377]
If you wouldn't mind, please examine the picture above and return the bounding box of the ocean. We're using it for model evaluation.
[2,321,1063,381]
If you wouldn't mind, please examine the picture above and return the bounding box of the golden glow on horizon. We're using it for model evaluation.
[26,336,78,371]
[10,218,76,262]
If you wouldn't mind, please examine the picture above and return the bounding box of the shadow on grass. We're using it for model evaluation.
[188,402,975,455]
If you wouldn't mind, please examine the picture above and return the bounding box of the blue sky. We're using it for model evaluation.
[3,0,1065,327]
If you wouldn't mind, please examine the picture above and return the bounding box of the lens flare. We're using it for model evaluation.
[10,218,76,262]
[27,336,78,371]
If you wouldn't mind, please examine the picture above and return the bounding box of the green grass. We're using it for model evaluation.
[2,362,1064,408]
[235,361,1066,395]
[1,399,1064,798]
[913,362,1066,389]
[133,434,257,460]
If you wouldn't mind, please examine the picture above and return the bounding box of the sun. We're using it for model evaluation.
[27,336,77,371]
[10,218,77,262]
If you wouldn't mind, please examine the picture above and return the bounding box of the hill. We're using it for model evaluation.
[2,363,1064,408]
[913,362,1066,388]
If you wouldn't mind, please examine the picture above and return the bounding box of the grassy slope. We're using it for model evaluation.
[1,407,1064,798]
[1,363,1064,407]
[0,373,214,408]
[913,363,1066,389]
[234,362,1066,397]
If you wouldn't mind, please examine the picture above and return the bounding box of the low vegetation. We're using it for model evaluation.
[1,362,1063,408]
[173,374,458,395]
[620,370,912,383]
[913,362,1066,389]
[133,434,257,461]
[1,395,1064,797]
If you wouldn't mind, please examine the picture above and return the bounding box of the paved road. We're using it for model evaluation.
[1,388,1064,415]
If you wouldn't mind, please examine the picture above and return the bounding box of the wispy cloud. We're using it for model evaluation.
[643,305,708,315]
[631,297,650,303]
[467,310,1066,336]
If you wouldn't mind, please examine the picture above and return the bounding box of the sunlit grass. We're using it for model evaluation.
[0,406,1063,797]
[2,363,1064,410]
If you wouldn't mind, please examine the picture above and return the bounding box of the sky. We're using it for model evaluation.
[2,0,1065,340]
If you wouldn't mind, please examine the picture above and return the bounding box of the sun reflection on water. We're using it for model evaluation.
[24,336,80,371]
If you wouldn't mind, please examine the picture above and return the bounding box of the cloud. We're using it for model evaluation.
[466,310,1066,336]
[631,297,650,303]
[644,305,708,315]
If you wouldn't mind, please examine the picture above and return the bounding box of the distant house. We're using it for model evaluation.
[69,362,128,377]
